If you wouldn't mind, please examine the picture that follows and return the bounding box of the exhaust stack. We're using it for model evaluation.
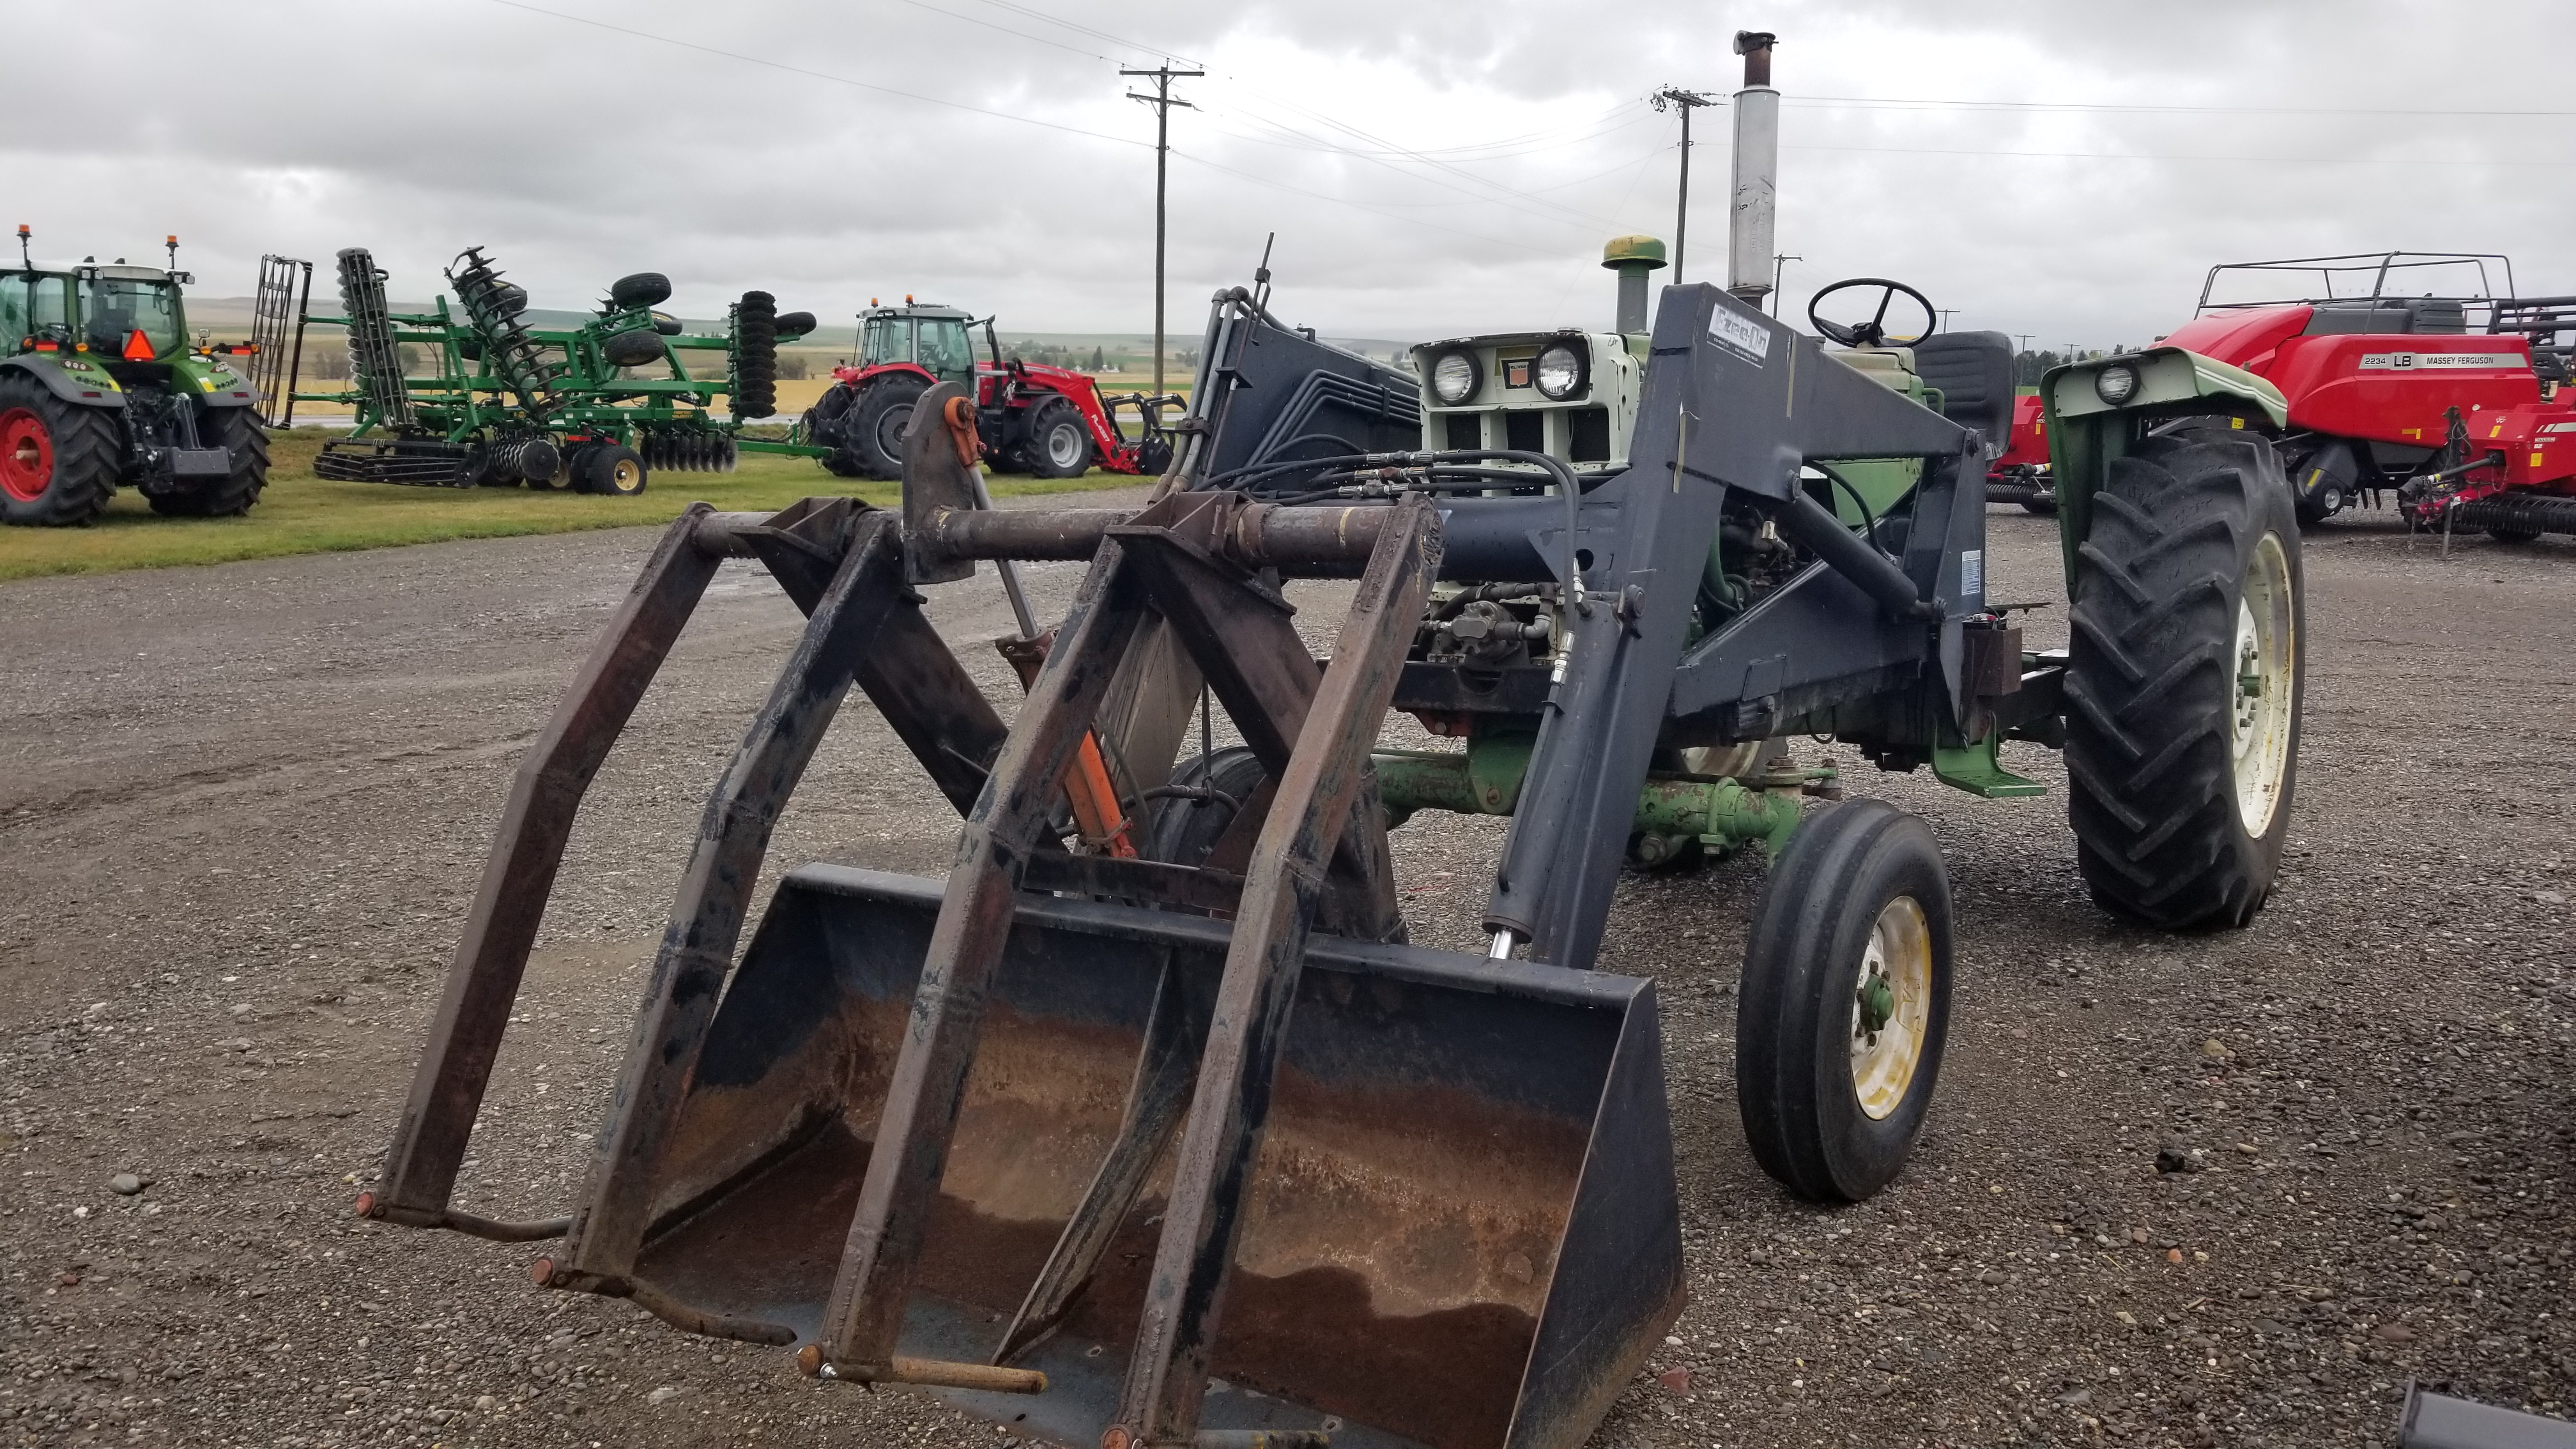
[1726,30,1779,307]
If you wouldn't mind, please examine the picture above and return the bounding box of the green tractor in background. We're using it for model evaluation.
[0,230,268,526]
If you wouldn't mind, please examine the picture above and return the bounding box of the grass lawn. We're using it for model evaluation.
[0,429,1134,583]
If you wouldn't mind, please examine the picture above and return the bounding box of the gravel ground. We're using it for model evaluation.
[3,493,2572,1449]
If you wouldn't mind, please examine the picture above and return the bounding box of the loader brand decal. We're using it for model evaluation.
[2355,351,2515,371]
[1710,309,1774,366]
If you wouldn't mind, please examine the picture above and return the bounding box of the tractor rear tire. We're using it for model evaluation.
[0,379,120,526]
[580,444,648,497]
[1020,396,1094,479]
[804,385,871,477]
[148,405,269,517]
[1736,798,1952,1203]
[2064,429,2302,930]
[848,376,929,481]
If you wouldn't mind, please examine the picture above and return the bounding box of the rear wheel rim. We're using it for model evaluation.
[1850,896,1932,1121]
[2231,532,2296,837]
[1,408,52,502]
[1047,421,1084,470]
[877,403,914,461]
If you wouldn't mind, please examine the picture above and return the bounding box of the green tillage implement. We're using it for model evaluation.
[293,247,831,492]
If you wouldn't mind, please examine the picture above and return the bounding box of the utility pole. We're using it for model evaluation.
[1650,85,1717,286]
[1123,63,1204,399]
[1937,309,1958,333]
[1769,253,1801,317]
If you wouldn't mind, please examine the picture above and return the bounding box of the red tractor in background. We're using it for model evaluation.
[802,300,1176,481]
[1984,391,2053,514]
[2159,252,2576,539]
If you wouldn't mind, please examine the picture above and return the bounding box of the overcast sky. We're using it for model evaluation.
[12,1,2569,350]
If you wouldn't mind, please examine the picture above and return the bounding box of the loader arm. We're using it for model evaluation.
[1482,283,1977,969]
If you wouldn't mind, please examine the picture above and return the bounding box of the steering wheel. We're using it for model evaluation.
[1808,277,1938,348]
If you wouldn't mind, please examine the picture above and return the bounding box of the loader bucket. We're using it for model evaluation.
[622,862,1682,1449]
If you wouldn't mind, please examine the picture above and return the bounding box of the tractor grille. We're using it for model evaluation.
[1505,410,1544,454]
[1569,407,1611,463]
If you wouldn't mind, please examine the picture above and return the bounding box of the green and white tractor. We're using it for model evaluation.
[0,231,267,526]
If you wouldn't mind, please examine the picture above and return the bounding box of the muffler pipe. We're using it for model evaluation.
[1726,31,1780,309]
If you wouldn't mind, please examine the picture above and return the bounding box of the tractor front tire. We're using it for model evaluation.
[1020,397,1094,479]
[0,379,120,526]
[1736,798,1952,1204]
[2064,429,2302,930]
[150,406,270,517]
[848,376,930,481]
[1146,747,1273,873]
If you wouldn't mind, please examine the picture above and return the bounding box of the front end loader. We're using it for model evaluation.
[354,270,2302,1448]
[355,40,2305,1449]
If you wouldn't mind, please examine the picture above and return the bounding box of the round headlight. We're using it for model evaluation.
[2093,362,2140,406]
[1534,341,1587,401]
[1431,349,1480,405]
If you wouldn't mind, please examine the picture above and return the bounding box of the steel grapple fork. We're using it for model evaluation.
[804,493,1437,1422]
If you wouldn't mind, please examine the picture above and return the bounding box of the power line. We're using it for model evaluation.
[1788,94,2576,118]
[1785,141,2576,168]
[969,0,1206,69]
[480,0,1546,254]
[483,0,1149,150]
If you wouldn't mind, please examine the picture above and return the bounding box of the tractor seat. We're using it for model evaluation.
[1908,330,2016,458]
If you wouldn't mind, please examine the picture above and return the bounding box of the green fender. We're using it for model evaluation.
[2043,347,2288,596]
[0,353,128,408]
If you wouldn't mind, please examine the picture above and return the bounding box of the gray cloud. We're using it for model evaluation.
[10,0,2567,350]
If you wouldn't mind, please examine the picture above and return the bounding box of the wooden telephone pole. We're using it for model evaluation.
[1123,64,1204,397]
[1650,86,1718,286]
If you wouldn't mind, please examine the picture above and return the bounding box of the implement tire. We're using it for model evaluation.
[150,404,269,517]
[2064,429,2303,930]
[734,291,778,420]
[1736,799,1952,1203]
[0,379,120,526]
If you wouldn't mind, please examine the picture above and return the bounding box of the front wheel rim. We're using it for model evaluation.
[1850,896,1932,1120]
[2230,532,2296,838]
[1048,422,1084,470]
[1,408,52,502]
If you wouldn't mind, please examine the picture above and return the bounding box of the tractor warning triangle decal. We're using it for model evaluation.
[122,329,155,361]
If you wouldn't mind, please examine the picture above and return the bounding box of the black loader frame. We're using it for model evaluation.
[357,279,2297,1449]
